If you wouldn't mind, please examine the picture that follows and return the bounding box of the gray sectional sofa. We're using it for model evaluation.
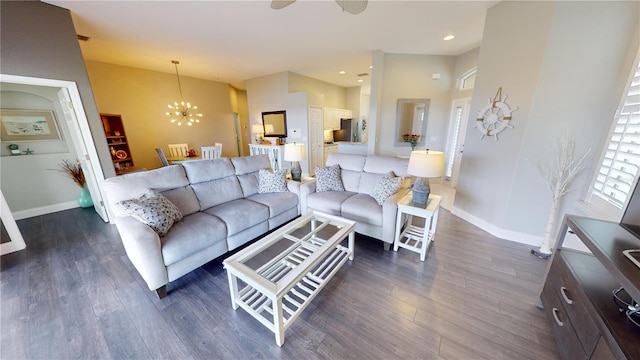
[102,155,300,297]
[300,153,411,250]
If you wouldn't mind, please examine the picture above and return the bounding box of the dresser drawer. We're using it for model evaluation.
[550,252,600,355]
[541,275,588,360]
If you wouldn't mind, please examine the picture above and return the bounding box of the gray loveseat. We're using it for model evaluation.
[102,155,300,297]
[299,153,410,250]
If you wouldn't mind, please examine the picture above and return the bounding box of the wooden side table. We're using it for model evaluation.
[393,193,442,261]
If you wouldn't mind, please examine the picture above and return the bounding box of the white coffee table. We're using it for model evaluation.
[223,211,356,346]
[393,193,442,261]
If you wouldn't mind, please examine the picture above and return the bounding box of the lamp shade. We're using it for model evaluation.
[284,143,306,161]
[407,150,445,178]
[251,124,264,134]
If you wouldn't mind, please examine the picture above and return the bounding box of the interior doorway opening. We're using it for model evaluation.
[0,74,109,223]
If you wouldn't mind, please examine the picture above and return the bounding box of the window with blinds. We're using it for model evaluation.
[590,56,640,212]
[445,106,463,179]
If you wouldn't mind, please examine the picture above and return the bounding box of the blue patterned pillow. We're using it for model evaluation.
[371,172,403,205]
[258,169,289,193]
[315,164,345,192]
[119,189,183,237]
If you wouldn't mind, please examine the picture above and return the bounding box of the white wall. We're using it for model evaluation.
[0,84,82,215]
[376,53,455,157]
[450,47,479,100]
[454,1,640,244]
[288,72,346,109]
[246,72,290,139]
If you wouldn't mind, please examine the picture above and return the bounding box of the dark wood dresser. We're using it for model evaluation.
[540,215,640,360]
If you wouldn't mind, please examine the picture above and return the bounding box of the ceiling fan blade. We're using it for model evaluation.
[335,0,368,14]
[271,0,296,10]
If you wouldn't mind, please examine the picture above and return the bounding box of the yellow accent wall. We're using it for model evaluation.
[85,61,238,171]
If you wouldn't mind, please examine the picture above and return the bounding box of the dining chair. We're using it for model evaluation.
[201,145,222,159]
[168,143,189,158]
[155,148,170,167]
[215,142,223,155]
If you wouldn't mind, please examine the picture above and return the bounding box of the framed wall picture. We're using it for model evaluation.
[0,109,62,141]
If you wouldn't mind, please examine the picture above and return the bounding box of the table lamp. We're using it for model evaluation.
[407,150,444,208]
[284,143,306,181]
[251,124,264,143]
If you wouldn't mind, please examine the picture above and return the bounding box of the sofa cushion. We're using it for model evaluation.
[102,165,190,218]
[161,186,200,216]
[232,155,272,197]
[191,176,244,210]
[316,164,345,192]
[358,172,387,195]
[119,189,183,237]
[258,169,288,193]
[371,172,404,205]
[341,193,383,226]
[160,212,227,266]
[247,191,298,217]
[363,155,410,177]
[182,158,236,183]
[307,191,356,216]
[327,153,365,192]
[203,199,269,236]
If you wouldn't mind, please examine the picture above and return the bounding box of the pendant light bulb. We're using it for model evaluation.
[166,60,202,126]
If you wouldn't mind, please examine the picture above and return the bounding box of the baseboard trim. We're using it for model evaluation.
[451,206,543,247]
[13,201,78,220]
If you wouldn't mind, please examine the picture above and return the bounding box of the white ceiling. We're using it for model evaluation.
[44,0,498,91]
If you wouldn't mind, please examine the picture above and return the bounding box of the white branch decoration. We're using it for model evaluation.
[533,135,590,256]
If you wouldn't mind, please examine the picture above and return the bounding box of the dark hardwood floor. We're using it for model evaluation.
[1,207,560,359]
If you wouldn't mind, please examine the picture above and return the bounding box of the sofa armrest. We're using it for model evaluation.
[299,180,317,214]
[381,187,411,244]
[114,216,168,291]
[286,180,301,214]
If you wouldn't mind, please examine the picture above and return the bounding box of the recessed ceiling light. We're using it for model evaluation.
[357,79,364,83]
[339,70,346,75]
[369,65,373,69]
[444,35,455,41]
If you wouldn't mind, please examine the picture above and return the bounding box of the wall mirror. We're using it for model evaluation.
[262,110,287,137]
[395,98,430,146]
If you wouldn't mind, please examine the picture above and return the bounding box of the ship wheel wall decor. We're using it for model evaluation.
[475,87,518,141]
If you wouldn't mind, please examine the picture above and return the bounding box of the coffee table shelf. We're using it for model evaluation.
[223,211,355,346]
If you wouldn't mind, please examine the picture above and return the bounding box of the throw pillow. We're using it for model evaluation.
[371,172,404,206]
[119,189,183,237]
[315,164,345,192]
[258,169,289,193]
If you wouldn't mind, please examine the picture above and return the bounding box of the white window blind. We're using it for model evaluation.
[445,106,463,179]
[591,58,640,210]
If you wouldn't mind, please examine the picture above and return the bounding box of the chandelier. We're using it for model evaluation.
[166,60,202,126]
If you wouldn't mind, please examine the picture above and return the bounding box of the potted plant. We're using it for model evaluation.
[55,159,93,208]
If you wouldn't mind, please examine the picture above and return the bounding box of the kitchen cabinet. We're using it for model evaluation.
[100,113,134,175]
[324,108,352,130]
[539,215,640,359]
[323,143,338,166]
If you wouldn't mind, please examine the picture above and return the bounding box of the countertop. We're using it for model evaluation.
[334,141,367,145]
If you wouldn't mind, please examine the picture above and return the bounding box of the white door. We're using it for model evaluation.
[58,87,109,221]
[309,106,324,176]
[444,98,471,188]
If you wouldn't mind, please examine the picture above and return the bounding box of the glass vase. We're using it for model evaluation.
[78,186,94,208]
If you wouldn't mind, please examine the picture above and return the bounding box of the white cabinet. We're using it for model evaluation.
[249,144,284,171]
[323,144,338,166]
[324,108,352,130]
